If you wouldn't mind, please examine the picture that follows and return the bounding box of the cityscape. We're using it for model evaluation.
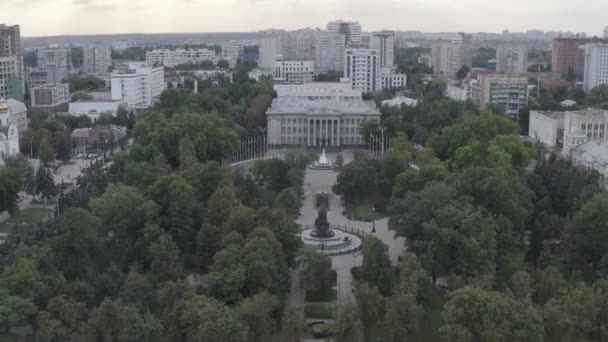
[1,2,608,341]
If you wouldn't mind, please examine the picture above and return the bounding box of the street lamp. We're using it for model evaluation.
[371,207,376,233]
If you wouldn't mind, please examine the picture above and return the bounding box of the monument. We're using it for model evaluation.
[307,149,336,170]
[301,204,361,255]
[311,205,335,238]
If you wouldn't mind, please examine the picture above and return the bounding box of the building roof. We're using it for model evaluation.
[266,98,380,116]
[5,99,26,114]
[571,141,608,169]
[382,96,418,107]
[532,110,566,120]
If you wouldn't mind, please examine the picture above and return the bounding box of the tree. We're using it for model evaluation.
[334,305,364,342]
[567,192,608,273]
[236,291,280,342]
[179,295,247,342]
[217,59,230,69]
[336,153,344,169]
[543,283,598,342]
[360,236,393,296]
[179,135,197,171]
[147,233,183,283]
[0,288,36,330]
[298,247,334,295]
[207,186,240,226]
[53,129,72,163]
[280,307,305,342]
[355,282,385,340]
[441,286,544,342]
[276,187,300,217]
[0,166,22,216]
[35,167,57,201]
[38,137,55,166]
[224,206,256,236]
[585,84,608,108]
[456,65,471,79]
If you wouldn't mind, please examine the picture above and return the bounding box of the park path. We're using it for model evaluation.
[292,150,406,307]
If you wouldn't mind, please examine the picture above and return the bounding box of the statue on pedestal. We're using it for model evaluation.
[312,205,334,238]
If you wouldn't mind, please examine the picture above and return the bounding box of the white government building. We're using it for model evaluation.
[111,65,165,109]
[266,79,380,147]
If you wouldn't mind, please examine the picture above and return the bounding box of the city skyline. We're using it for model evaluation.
[3,0,608,37]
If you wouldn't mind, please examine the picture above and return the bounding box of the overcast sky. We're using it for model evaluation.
[3,0,607,37]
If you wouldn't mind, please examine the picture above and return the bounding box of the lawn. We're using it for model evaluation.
[349,198,385,222]
[0,208,52,234]
[304,302,336,319]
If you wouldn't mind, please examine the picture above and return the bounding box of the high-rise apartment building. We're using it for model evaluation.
[258,30,285,69]
[315,31,345,74]
[111,66,165,109]
[604,27,608,39]
[83,44,112,75]
[496,45,528,73]
[431,40,465,77]
[344,48,379,92]
[146,49,216,68]
[580,43,608,92]
[37,47,72,70]
[284,29,316,61]
[371,30,395,68]
[552,37,595,76]
[327,20,362,47]
[0,24,24,100]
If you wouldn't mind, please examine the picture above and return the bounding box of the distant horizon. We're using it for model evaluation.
[4,0,607,38]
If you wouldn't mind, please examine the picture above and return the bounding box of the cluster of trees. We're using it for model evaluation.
[65,73,106,93]
[169,59,231,71]
[111,47,148,61]
[394,47,432,91]
[154,61,272,131]
[0,94,314,340]
[19,116,72,165]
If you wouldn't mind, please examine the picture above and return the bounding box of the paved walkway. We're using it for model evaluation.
[293,150,406,306]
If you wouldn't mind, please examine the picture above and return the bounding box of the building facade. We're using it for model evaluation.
[273,60,315,83]
[31,83,70,109]
[2,98,27,133]
[315,31,346,74]
[496,45,528,74]
[344,48,379,92]
[25,67,68,90]
[0,101,19,164]
[580,43,608,92]
[327,20,362,46]
[37,47,72,70]
[69,100,126,121]
[266,80,380,146]
[380,67,407,90]
[371,30,395,68]
[528,111,565,148]
[478,73,528,118]
[83,44,112,75]
[146,48,217,68]
[258,30,285,69]
[283,29,317,61]
[431,40,464,77]
[552,37,594,75]
[0,24,24,100]
[111,66,165,108]
[221,42,244,60]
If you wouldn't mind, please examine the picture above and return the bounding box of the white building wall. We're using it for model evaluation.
[581,43,608,92]
[496,45,528,74]
[528,111,565,147]
[274,60,315,83]
[344,49,379,92]
[83,44,111,75]
[371,31,395,68]
[111,67,165,108]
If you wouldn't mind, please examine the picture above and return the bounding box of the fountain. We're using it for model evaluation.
[301,205,362,255]
[307,149,336,170]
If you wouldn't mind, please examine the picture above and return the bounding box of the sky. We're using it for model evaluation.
[3,0,608,37]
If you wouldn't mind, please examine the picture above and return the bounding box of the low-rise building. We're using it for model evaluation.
[3,98,27,133]
[146,48,217,68]
[380,67,407,90]
[69,100,126,121]
[25,67,68,90]
[528,110,565,148]
[477,73,528,119]
[248,68,273,81]
[30,83,70,109]
[381,96,418,107]
[221,42,244,60]
[570,142,608,188]
[273,60,315,83]
[71,124,128,154]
